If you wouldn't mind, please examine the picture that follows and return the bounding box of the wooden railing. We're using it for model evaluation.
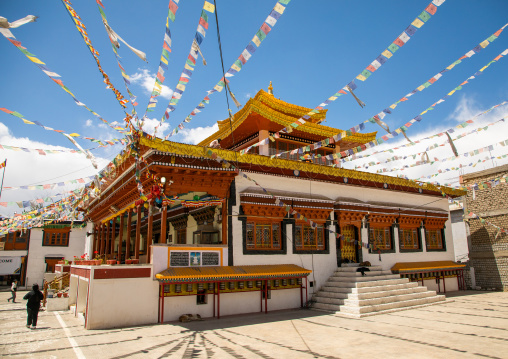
[42,272,70,307]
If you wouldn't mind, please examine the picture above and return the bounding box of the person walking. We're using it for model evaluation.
[23,283,44,329]
[7,279,17,303]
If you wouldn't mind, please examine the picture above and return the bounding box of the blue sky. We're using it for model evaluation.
[1,0,508,216]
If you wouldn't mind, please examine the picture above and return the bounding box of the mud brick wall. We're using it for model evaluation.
[462,165,508,291]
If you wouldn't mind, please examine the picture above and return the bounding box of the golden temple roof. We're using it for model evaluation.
[198,89,377,146]
[155,264,312,282]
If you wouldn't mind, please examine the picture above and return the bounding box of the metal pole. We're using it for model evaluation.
[0,159,7,200]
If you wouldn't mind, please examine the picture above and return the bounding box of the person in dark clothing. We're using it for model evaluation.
[23,283,44,329]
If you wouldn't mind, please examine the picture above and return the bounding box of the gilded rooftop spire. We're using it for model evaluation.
[268,81,273,95]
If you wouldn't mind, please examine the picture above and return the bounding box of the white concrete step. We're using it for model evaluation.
[314,291,349,300]
[320,281,419,294]
[313,297,345,306]
[328,274,402,282]
[332,270,393,277]
[325,278,410,288]
[340,294,446,314]
[343,290,438,307]
[347,286,428,301]
[335,266,383,272]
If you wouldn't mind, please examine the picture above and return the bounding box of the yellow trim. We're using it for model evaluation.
[156,264,312,280]
[139,135,466,197]
[101,203,136,224]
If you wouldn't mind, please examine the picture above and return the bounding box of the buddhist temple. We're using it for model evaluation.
[72,84,465,329]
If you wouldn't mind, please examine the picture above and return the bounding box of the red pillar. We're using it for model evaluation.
[118,214,124,262]
[135,206,141,259]
[147,200,154,263]
[126,209,132,260]
[160,205,167,244]
[105,222,111,258]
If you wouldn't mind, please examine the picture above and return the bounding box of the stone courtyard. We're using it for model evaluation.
[0,290,507,358]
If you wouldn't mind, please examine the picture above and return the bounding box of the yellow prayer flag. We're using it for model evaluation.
[22,119,35,125]
[231,63,241,72]
[446,64,455,70]
[328,96,337,101]
[356,74,367,81]
[176,84,186,91]
[480,65,488,72]
[417,85,425,91]
[27,56,45,65]
[184,63,194,71]
[203,1,215,13]
[480,40,489,48]
[382,49,393,58]
[161,55,168,65]
[252,35,261,47]
[274,3,285,14]
[448,90,456,96]
[412,18,424,28]
[389,104,397,110]
[420,110,428,115]
[68,133,80,137]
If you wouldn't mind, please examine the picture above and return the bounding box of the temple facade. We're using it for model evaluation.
[74,86,465,329]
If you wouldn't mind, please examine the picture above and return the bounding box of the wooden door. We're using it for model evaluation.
[341,225,357,263]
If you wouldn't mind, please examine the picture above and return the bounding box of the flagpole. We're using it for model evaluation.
[0,159,6,201]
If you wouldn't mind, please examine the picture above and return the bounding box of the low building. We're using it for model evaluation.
[461,164,508,291]
[24,221,91,288]
[0,229,29,287]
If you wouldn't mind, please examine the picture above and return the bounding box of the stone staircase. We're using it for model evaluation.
[312,264,447,317]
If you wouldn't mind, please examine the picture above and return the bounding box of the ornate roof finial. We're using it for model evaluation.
[268,81,273,95]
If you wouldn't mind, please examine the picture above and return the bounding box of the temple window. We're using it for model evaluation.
[246,222,281,250]
[43,228,70,247]
[425,229,444,250]
[295,223,325,251]
[399,228,420,250]
[369,227,392,250]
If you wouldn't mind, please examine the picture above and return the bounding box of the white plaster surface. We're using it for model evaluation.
[86,276,159,329]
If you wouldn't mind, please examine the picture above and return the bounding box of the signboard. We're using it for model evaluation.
[169,250,220,267]
[202,252,219,266]
[0,256,22,275]
[170,252,189,267]
[0,242,5,251]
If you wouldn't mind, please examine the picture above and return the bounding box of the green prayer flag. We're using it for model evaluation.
[168,8,175,22]
[388,43,399,53]
[256,29,266,42]
[361,69,372,79]
[418,11,431,22]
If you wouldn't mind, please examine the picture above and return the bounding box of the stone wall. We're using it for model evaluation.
[462,164,508,291]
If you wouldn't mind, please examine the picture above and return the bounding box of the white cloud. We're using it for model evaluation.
[245,93,252,99]
[130,68,173,100]
[0,122,110,216]
[343,96,508,187]
[178,123,219,145]
[140,117,170,138]
[85,119,93,127]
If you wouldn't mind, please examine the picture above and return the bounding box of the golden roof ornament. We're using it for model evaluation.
[268,81,273,95]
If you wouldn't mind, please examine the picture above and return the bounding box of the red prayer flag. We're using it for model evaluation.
[366,64,377,72]
[199,17,208,30]
[169,0,178,14]
[425,3,437,15]
[393,38,405,47]
[260,22,271,35]
[163,42,171,52]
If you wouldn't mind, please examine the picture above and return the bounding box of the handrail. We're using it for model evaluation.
[42,272,70,307]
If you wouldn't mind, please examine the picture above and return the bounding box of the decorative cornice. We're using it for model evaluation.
[140,135,466,197]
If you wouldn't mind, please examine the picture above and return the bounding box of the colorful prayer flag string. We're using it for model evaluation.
[165,0,290,139]
[154,1,214,135]
[143,0,181,118]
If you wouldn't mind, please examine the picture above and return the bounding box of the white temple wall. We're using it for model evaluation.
[86,276,159,330]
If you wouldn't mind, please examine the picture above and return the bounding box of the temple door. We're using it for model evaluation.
[341,225,357,263]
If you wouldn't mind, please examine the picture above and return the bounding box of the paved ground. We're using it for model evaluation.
[0,290,507,358]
